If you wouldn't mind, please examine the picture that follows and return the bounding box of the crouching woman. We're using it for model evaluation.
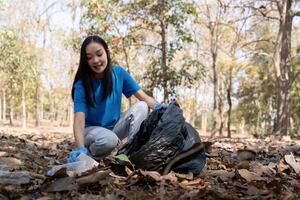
[68,35,164,162]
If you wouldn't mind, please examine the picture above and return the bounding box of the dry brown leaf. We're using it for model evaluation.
[0,157,23,168]
[139,170,161,182]
[284,153,300,174]
[278,158,290,173]
[236,160,250,169]
[237,149,256,161]
[238,169,266,182]
[42,177,77,192]
[36,197,51,200]
[125,166,134,176]
[246,185,265,196]
[174,172,193,181]
[180,178,204,187]
[76,169,111,186]
[249,162,276,176]
[0,170,31,185]
[161,171,178,182]
[280,191,295,200]
[208,170,235,182]
[0,151,9,157]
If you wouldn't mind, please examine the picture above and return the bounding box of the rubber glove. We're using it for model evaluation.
[67,146,88,163]
[153,102,168,110]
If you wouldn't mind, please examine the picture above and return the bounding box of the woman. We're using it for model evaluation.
[67,35,165,163]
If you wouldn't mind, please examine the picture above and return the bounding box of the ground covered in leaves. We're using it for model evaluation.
[0,126,300,200]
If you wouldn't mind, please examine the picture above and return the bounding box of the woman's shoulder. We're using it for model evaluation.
[112,65,130,76]
[112,65,125,72]
[74,79,84,88]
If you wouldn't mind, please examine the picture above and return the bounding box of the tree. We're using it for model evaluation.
[0,29,36,127]
[243,0,300,135]
[127,0,204,101]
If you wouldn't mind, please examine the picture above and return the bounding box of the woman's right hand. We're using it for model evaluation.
[67,146,88,163]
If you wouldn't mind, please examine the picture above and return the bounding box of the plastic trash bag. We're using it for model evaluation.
[118,100,206,175]
[46,153,99,177]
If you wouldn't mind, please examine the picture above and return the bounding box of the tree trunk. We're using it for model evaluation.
[49,91,54,125]
[69,99,73,128]
[199,83,208,135]
[217,85,224,136]
[2,89,6,121]
[35,72,41,127]
[273,0,293,135]
[211,49,218,137]
[0,93,2,121]
[122,40,132,107]
[21,80,26,128]
[8,96,13,126]
[160,1,168,102]
[255,101,261,134]
[210,22,220,137]
[226,68,232,138]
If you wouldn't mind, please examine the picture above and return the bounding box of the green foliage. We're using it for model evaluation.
[290,47,300,135]
[234,25,276,134]
[0,28,37,113]
[82,0,205,99]
[127,0,204,98]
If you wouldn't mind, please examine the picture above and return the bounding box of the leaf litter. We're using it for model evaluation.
[0,127,300,200]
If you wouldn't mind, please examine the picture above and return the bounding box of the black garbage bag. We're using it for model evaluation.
[171,123,206,175]
[118,101,206,175]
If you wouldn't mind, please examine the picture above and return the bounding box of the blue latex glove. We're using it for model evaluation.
[67,146,88,163]
[153,102,168,110]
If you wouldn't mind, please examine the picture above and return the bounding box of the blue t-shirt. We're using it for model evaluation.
[73,66,141,129]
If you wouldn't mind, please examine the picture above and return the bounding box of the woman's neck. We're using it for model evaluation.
[93,73,104,80]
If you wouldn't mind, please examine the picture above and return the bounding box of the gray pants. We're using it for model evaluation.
[84,101,148,160]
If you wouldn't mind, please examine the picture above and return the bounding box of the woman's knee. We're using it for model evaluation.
[89,134,119,156]
[135,101,148,112]
[131,101,148,118]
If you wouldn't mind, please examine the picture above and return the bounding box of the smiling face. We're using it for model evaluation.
[86,42,108,79]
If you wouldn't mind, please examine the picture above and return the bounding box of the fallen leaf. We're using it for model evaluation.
[76,169,111,186]
[0,151,9,157]
[0,157,23,168]
[125,166,134,176]
[238,169,266,182]
[161,171,178,182]
[208,170,235,182]
[249,162,276,176]
[0,170,30,185]
[115,154,130,162]
[0,164,14,171]
[278,158,290,173]
[284,153,300,174]
[246,185,264,196]
[280,191,295,200]
[42,177,77,192]
[174,172,193,181]
[109,171,127,179]
[139,170,161,182]
[237,149,256,161]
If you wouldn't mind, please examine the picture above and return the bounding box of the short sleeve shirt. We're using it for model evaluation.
[73,66,140,129]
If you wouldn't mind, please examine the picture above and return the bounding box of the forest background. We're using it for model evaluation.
[0,0,300,138]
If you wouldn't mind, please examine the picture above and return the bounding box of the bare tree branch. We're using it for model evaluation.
[239,38,273,49]
[131,43,161,51]
[293,10,300,17]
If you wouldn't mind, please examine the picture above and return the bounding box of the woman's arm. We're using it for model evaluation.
[134,89,158,109]
[73,112,85,147]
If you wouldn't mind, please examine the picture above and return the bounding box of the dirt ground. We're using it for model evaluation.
[0,124,300,200]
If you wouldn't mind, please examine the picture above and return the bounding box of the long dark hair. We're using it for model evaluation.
[71,36,113,107]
